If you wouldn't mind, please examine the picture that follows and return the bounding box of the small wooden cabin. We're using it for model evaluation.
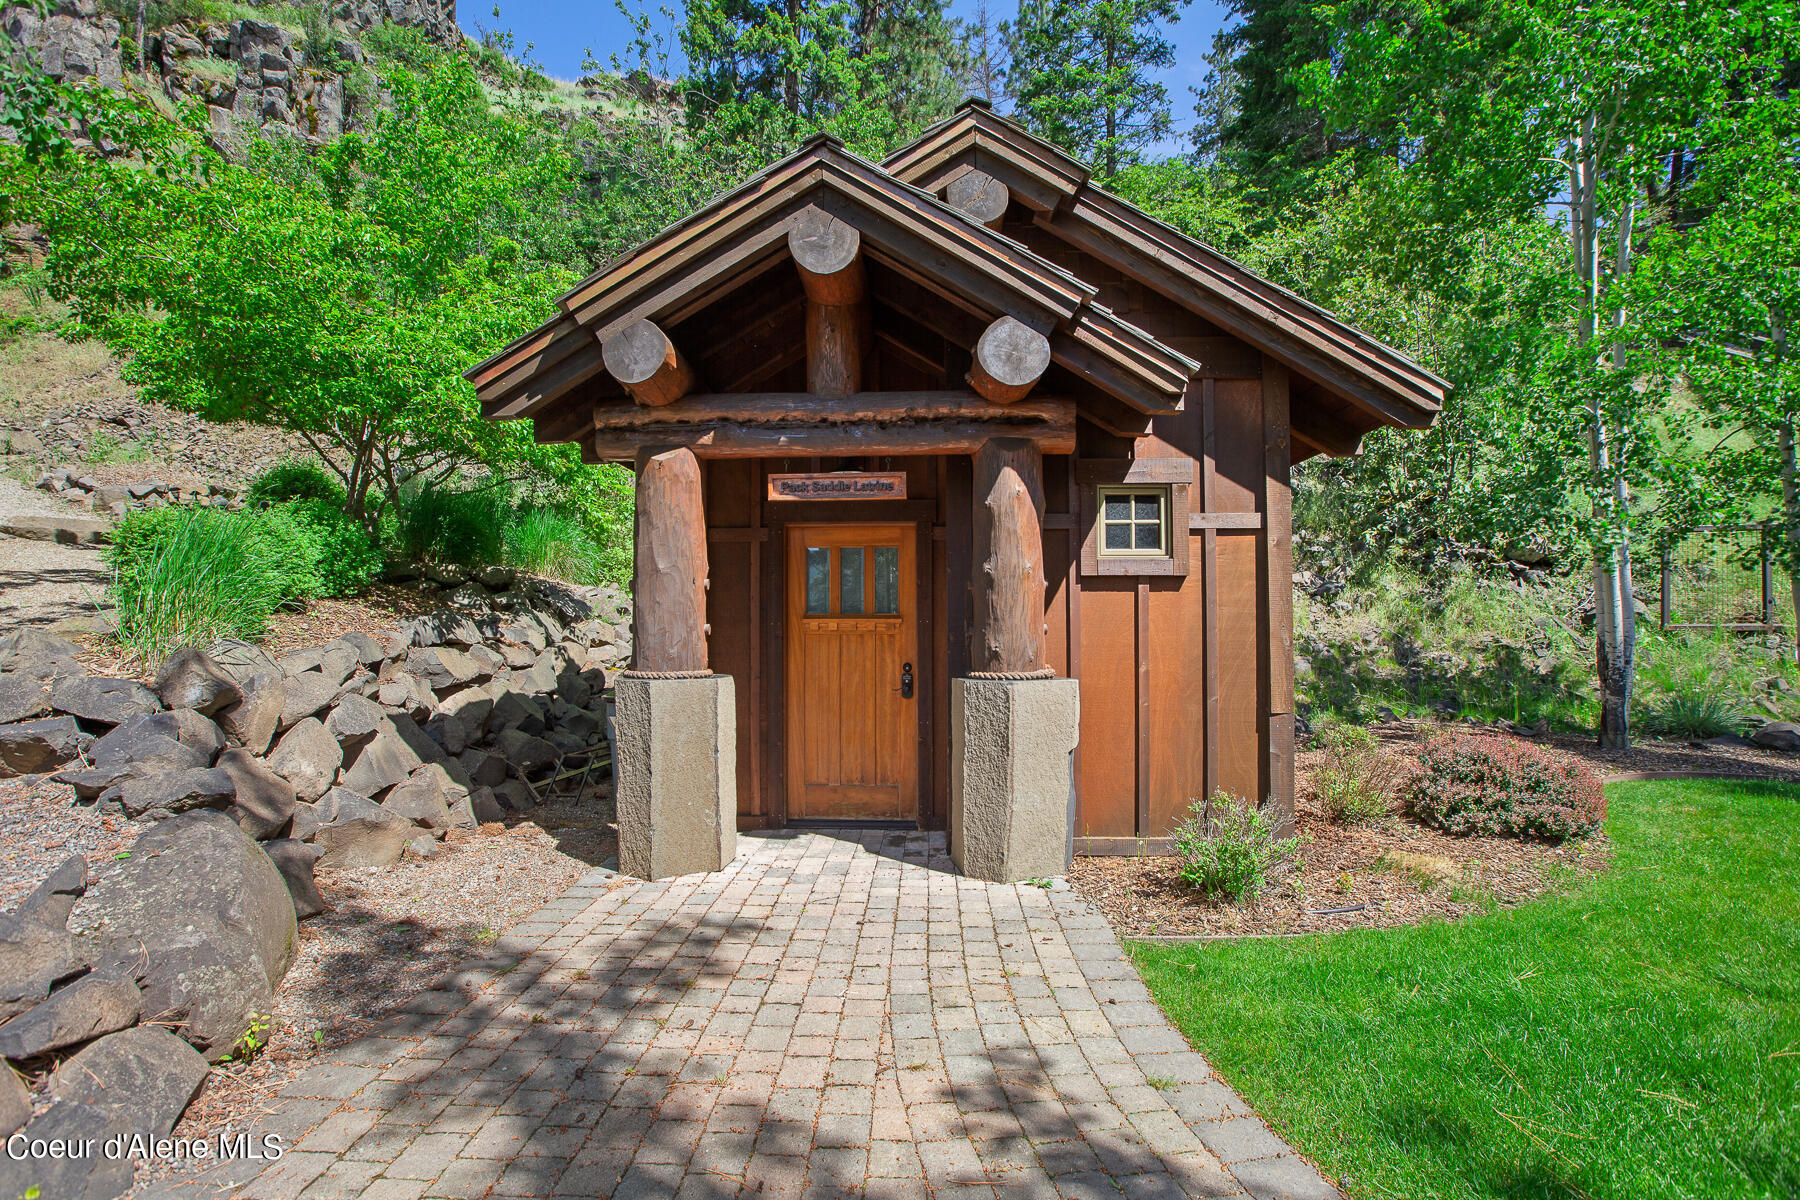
[470,102,1444,854]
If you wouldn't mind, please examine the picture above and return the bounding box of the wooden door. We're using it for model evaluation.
[785,524,919,821]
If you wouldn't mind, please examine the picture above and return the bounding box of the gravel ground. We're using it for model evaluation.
[0,773,140,908]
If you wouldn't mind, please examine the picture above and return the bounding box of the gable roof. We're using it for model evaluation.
[883,102,1449,432]
[469,134,1200,441]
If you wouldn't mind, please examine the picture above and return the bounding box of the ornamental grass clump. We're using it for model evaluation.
[1172,791,1303,903]
[1405,733,1604,841]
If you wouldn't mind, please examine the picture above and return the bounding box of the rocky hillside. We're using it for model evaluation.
[4,0,458,144]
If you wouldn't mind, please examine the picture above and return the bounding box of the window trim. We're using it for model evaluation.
[1077,458,1193,578]
[1096,485,1171,558]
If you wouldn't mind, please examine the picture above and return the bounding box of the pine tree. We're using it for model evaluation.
[1005,0,1180,177]
[958,0,1008,106]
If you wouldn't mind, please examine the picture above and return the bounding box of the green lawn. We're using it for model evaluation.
[1132,779,1800,1200]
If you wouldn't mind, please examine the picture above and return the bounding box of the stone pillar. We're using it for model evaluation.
[615,446,736,880]
[953,439,1079,883]
[615,674,736,880]
[951,676,1080,882]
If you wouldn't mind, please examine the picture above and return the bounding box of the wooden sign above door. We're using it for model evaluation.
[766,472,908,501]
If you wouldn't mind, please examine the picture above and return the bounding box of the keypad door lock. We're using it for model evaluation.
[900,662,914,699]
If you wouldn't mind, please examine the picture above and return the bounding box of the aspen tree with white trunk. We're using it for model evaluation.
[1300,0,1792,747]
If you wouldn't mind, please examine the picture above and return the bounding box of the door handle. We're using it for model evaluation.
[900,662,914,699]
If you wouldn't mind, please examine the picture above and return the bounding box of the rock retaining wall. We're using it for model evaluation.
[0,572,630,1199]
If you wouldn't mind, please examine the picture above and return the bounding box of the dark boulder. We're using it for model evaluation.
[108,766,237,818]
[70,811,297,1060]
[0,1102,133,1200]
[14,854,88,929]
[214,670,286,754]
[0,914,82,1021]
[338,729,422,795]
[0,974,141,1061]
[0,1065,26,1138]
[153,647,242,715]
[215,747,298,839]
[49,676,162,727]
[309,792,414,869]
[262,838,325,919]
[89,710,221,767]
[0,716,87,777]
[49,1025,211,1139]
[0,673,51,724]
[496,728,559,773]
[268,717,342,802]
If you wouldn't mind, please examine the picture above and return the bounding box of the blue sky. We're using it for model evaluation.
[466,0,1233,154]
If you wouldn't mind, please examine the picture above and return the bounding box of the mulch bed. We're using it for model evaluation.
[67,585,446,683]
[1071,719,1798,940]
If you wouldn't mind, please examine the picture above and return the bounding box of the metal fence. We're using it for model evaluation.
[1657,524,1778,633]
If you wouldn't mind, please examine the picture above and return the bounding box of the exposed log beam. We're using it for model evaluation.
[789,206,870,397]
[972,438,1048,674]
[602,319,697,407]
[632,446,709,673]
[583,416,1075,462]
[592,391,1073,429]
[944,169,1010,229]
[789,207,866,304]
[966,316,1051,404]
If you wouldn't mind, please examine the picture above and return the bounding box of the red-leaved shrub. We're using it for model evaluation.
[1405,734,1605,841]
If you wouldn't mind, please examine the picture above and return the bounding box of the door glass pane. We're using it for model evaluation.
[805,547,830,614]
[873,546,899,614]
[840,547,865,614]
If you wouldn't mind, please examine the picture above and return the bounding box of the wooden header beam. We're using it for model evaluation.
[592,391,1072,430]
[583,414,1075,462]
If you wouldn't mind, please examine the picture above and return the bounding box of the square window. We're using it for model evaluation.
[1097,486,1169,558]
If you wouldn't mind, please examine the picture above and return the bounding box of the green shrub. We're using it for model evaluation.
[1405,733,1605,841]
[285,498,382,597]
[84,430,150,464]
[392,480,507,568]
[1311,724,1400,823]
[108,506,321,660]
[100,0,217,33]
[247,459,346,508]
[1644,692,1748,740]
[503,507,616,585]
[1172,791,1304,903]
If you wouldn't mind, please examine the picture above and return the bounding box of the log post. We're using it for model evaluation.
[603,319,696,407]
[944,169,1010,229]
[971,438,1047,674]
[966,316,1052,405]
[632,446,709,672]
[789,207,869,397]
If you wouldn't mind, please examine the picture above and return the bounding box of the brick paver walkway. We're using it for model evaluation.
[159,831,1336,1200]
